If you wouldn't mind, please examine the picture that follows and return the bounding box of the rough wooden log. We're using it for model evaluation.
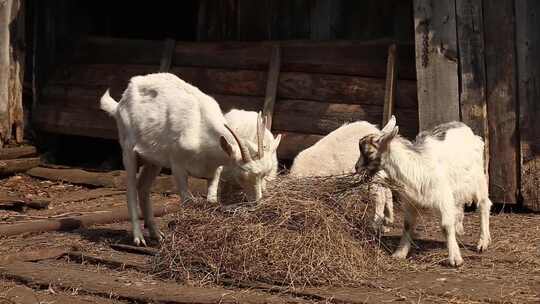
[413,0,460,131]
[0,246,69,265]
[110,243,158,256]
[0,203,180,237]
[0,157,40,175]
[0,145,36,159]
[53,188,125,204]
[455,0,489,176]
[515,0,540,211]
[483,0,519,204]
[2,285,120,304]
[263,44,281,129]
[68,36,417,79]
[67,251,149,271]
[0,0,11,146]
[0,197,49,211]
[0,261,287,304]
[25,166,207,195]
[382,43,398,126]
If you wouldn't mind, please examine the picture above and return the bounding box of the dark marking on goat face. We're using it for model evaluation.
[357,134,382,175]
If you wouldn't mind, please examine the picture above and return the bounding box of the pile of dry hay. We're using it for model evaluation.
[152,174,400,287]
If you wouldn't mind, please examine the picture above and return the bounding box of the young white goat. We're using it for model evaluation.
[290,121,395,232]
[355,116,492,267]
[100,73,277,246]
[218,109,282,200]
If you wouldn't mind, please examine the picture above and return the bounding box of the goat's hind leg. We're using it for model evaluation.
[122,148,146,246]
[477,197,492,252]
[137,161,163,242]
[439,202,463,267]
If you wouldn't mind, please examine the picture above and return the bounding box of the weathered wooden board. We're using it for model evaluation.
[0,0,10,146]
[0,261,292,304]
[0,145,37,160]
[383,44,398,126]
[515,0,540,211]
[455,0,489,174]
[0,157,40,175]
[483,0,519,204]
[68,37,417,79]
[263,44,281,128]
[276,132,323,161]
[413,0,460,131]
[8,0,25,143]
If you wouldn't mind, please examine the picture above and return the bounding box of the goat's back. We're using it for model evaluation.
[290,121,380,177]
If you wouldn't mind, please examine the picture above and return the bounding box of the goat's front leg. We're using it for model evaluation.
[207,166,223,203]
[171,163,192,203]
[370,184,388,233]
[137,161,163,242]
[477,197,492,252]
[122,148,146,246]
[392,205,419,259]
[439,202,463,267]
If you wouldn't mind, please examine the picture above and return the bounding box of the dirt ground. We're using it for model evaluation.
[1,174,539,304]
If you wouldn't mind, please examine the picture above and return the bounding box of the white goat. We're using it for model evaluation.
[355,116,492,267]
[290,121,395,231]
[218,109,282,200]
[100,73,277,246]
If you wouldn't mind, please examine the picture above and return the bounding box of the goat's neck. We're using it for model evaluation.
[381,139,428,193]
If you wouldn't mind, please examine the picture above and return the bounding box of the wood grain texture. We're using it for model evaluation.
[383,44,398,126]
[455,0,489,176]
[413,0,460,131]
[0,0,11,146]
[483,0,519,204]
[516,0,540,210]
[263,44,281,128]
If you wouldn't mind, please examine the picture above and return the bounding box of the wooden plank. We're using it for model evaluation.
[382,43,398,126]
[159,38,175,72]
[42,66,418,108]
[67,251,150,271]
[110,243,158,256]
[0,198,49,211]
[483,0,519,204]
[0,261,290,304]
[413,0,460,131]
[516,0,540,211]
[8,0,24,143]
[0,0,10,147]
[455,0,489,175]
[0,145,37,160]
[0,203,181,237]
[2,285,121,304]
[263,44,281,128]
[71,37,417,79]
[0,157,40,175]
[0,246,69,265]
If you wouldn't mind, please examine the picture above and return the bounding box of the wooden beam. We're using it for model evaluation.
[483,0,519,204]
[0,0,11,147]
[0,145,37,160]
[262,44,281,129]
[413,0,460,131]
[0,157,40,175]
[382,43,398,126]
[0,246,69,265]
[455,0,489,176]
[159,38,176,72]
[8,0,25,143]
[516,0,540,211]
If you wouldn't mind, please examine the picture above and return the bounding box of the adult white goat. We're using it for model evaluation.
[290,121,395,232]
[100,73,278,246]
[218,109,282,200]
[355,116,492,267]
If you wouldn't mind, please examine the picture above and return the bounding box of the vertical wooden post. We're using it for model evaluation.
[382,43,398,127]
[9,0,24,143]
[516,0,540,211]
[413,0,460,131]
[159,38,175,72]
[0,0,12,147]
[455,0,489,176]
[483,0,519,205]
[262,44,281,130]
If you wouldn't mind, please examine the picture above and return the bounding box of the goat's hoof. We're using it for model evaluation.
[150,230,165,243]
[476,238,491,253]
[447,255,464,267]
[391,251,408,259]
[133,236,147,247]
[207,197,218,204]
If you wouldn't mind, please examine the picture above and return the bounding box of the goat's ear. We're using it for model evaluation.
[220,136,237,160]
[378,126,399,152]
[271,134,282,151]
[381,115,397,133]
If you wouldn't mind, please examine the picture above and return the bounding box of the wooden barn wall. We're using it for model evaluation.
[413,0,540,210]
[197,0,413,42]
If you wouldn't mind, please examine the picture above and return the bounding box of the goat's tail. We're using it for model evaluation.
[100,89,118,116]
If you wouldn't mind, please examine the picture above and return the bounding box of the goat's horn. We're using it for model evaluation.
[224,124,252,163]
[257,112,265,159]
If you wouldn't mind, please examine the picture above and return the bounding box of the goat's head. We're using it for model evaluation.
[355,115,398,175]
[219,112,282,201]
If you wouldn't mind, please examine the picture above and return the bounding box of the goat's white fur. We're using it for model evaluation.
[217,109,282,201]
[356,116,492,267]
[100,73,277,246]
[290,121,395,231]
